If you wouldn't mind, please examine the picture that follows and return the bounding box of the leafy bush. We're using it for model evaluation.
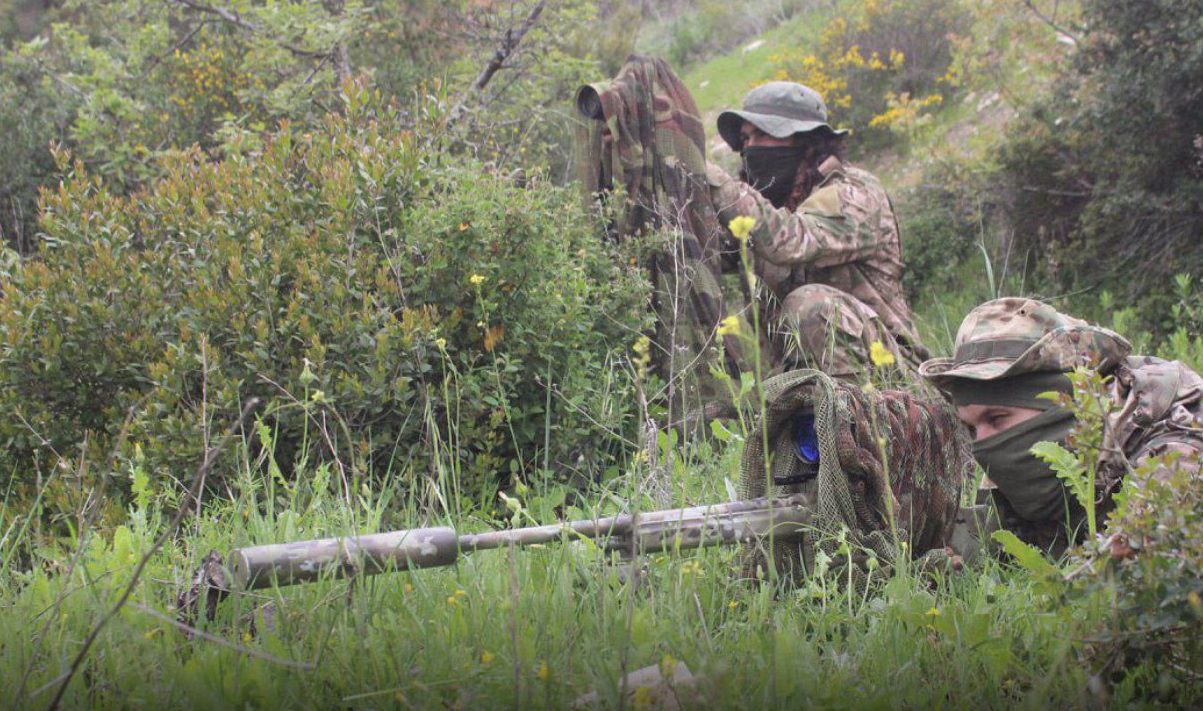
[0,85,650,517]
[996,0,1203,331]
[897,159,988,300]
[769,0,971,151]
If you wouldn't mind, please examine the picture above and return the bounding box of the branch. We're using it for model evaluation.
[1023,0,1082,45]
[448,0,547,125]
[170,0,334,59]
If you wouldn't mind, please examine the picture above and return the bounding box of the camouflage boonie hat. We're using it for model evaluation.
[918,297,1132,383]
[717,81,849,151]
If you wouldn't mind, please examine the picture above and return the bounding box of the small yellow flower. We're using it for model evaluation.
[925,607,941,617]
[728,599,740,610]
[536,661,550,682]
[403,583,414,594]
[468,274,486,286]
[716,315,741,337]
[728,215,756,242]
[447,596,460,606]
[869,340,896,368]
[434,337,447,350]
[481,650,495,665]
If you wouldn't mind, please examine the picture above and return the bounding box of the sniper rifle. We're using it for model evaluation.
[228,492,816,590]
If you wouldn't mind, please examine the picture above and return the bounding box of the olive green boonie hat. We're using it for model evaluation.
[717,81,849,151]
[918,297,1132,385]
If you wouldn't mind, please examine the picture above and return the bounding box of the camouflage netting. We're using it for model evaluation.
[740,369,975,587]
[575,56,749,412]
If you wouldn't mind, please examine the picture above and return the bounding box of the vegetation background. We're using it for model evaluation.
[0,0,1200,706]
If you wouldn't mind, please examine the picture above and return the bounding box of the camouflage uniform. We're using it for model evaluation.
[710,158,927,379]
[576,57,750,416]
[921,297,1203,556]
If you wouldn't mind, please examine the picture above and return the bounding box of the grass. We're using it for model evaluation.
[1,426,1112,709]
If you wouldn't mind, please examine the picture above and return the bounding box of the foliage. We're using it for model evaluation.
[769,0,971,151]
[0,85,650,521]
[897,159,989,301]
[637,0,817,70]
[0,426,1122,708]
[996,0,1203,330]
[0,0,624,249]
[1022,365,1203,700]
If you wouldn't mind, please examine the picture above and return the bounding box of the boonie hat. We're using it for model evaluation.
[717,81,849,151]
[918,297,1131,384]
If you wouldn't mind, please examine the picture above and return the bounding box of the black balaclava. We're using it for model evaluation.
[948,371,1079,522]
[742,145,807,208]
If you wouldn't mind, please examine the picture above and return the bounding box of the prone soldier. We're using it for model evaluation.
[921,297,1203,556]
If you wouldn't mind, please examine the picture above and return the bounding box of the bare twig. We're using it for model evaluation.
[448,0,547,125]
[1022,0,1082,45]
[170,0,335,59]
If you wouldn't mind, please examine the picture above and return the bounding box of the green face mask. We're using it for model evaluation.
[972,407,1076,522]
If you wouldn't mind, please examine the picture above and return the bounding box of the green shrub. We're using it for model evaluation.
[0,85,650,517]
[996,0,1203,331]
[770,0,971,152]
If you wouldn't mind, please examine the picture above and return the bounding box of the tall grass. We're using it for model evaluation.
[0,365,1118,709]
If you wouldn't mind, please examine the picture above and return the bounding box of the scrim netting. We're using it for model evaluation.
[740,370,974,586]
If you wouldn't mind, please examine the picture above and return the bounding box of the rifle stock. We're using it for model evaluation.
[230,493,816,590]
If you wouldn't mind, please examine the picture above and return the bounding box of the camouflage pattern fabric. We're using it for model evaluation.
[576,56,748,410]
[919,297,1132,383]
[739,369,974,586]
[710,158,928,377]
[921,297,1203,555]
[773,283,916,381]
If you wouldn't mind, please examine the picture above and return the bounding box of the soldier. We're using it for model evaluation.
[708,81,928,380]
[920,297,1203,556]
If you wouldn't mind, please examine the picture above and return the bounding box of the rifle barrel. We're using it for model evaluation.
[230,493,816,590]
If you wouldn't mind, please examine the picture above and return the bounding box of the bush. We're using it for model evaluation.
[897,159,988,301]
[770,0,971,151]
[0,85,650,518]
[996,0,1203,332]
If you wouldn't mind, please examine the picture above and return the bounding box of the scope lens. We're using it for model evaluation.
[795,413,819,464]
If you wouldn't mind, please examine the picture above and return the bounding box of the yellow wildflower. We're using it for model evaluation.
[468,274,486,286]
[728,215,756,242]
[536,661,550,682]
[447,595,460,606]
[434,337,447,350]
[925,607,941,617]
[481,650,495,665]
[716,315,741,337]
[728,599,740,610]
[869,340,896,368]
[404,583,414,594]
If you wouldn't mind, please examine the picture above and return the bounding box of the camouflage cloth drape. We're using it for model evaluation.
[740,369,974,586]
[576,56,748,412]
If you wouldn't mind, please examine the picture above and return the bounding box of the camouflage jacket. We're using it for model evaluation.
[709,158,928,360]
[995,355,1203,554]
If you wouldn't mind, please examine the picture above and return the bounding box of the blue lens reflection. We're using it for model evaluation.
[795,413,819,464]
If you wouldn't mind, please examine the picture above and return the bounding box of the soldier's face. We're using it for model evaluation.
[740,123,795,149]
[955,404,1043,441]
